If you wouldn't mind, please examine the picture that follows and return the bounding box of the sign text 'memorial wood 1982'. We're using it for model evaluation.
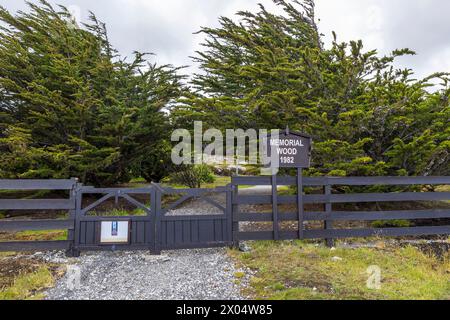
[266,129,312,168]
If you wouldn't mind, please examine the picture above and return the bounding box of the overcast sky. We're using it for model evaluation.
[2,0,450,80]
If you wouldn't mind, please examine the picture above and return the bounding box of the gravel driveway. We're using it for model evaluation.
[42,248,249,300]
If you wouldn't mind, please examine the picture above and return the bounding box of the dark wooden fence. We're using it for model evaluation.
[0,179,78,252]
[231,176,450,247]
[0,176,449,254]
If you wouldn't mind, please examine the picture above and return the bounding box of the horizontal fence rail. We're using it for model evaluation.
[0,179,78,190]
[0,219,75,232]
[0,179,78,254]
[234,192,450,205]
[234,209,450,222]
[231,176,450,246]
[0,199,75,210]
[0,241,72,252]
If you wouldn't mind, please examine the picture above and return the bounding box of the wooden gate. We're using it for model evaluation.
[153,184,233,251]
[70,184,233,255]
[72,186,157,255]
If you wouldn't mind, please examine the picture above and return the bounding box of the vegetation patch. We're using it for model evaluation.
[229,241,450,300]
[0,257,64,300]
[163,174,228,189]
[0,230,68,242]
[371,220,411,229]
[87,208,146,217]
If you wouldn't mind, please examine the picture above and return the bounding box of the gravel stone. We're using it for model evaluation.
[43,249,251,300]
[239,243,252,253]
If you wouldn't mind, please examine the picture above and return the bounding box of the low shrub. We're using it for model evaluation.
[168,164,216,188]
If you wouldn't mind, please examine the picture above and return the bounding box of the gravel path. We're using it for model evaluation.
[166,193,226,216]
[42,249,250,300]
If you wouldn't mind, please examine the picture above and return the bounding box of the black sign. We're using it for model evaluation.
[266,130,312,168]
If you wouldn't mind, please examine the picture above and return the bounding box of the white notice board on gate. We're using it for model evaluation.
[100,221,130,244]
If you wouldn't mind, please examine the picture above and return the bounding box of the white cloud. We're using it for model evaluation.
[425,46,450,75]
[2,0,450,79]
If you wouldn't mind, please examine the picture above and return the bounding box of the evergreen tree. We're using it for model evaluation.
[173,0,449,176]
[0,1,185,185]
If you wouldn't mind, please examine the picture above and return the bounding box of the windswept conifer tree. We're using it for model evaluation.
[0,0,185,185]
[173,0,449,176]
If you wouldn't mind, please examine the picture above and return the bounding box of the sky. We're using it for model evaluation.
[2,0,450,80]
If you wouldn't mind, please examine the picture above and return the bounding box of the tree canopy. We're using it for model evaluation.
[0,0,184,185]
[173,0,449,177]
[0,0,448,185]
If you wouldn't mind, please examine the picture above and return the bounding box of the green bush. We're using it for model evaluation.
[0,2,184,186]
[169,164,216,188]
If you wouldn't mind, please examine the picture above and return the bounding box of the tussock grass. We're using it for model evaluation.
[437,185,450,204]
[0,230,68,242]
[88,208,147,217]
[15,230,68,241]
[229,241,450,300]
[0,266,56,300]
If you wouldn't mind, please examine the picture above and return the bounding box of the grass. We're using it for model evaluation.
[0,229,67,300]
[0,265,58,300]
[163,175,256,189]
[88,208,147,217]
[371,220,411,228]
[437,185,450,192]
[129,177,147,184]
[0,251,65,300]
[437,185,450,203]
[126,175,234,189]
[15,230,68,241]
[161,175,232,189]
[123,175,257,190]
[0,230,68,242]
[0,252,16,258]
[203,176,231,189]
[229,241,450,300]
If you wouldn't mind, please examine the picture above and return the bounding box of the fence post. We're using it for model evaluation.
[67,182,82,257]
[226,184,233,247]
[324,184,334,247]
[66,179,77,257]
[148,187,156,255]
[297,169,304,240]
[272,174,279,241]
[153,185,162,255]
[232,183,240,249]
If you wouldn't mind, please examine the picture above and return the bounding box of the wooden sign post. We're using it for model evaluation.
[265,128,312,240]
